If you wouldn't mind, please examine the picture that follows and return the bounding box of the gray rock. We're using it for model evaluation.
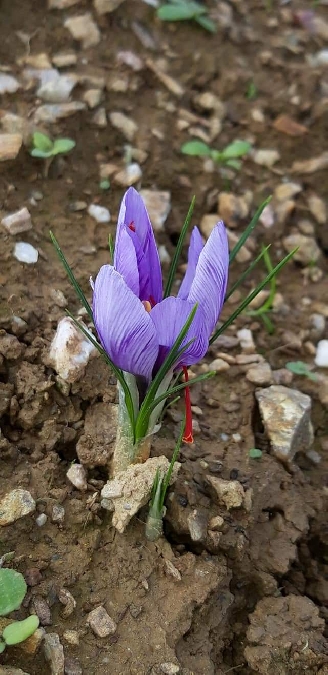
[43,633,65,675]
[0,74,20,94]
[0,489,35,526]
[51,504,65,524]
[2,207,32,235]
[87,606,116,637]
[255,385,313,463]
[139,190,171,232]
[187,509,208,543]
[37,75,77,103]
[33,102,86,124]
[66,464,87,491]
[246,362,272,386]
[109,111,138,141]
[58,588,76,617]
[64,13,101,49]
[160,664,180,675]
[282,233,321,266]
[64,658,83,675]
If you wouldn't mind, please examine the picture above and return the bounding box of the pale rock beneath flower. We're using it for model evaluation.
[101,456,180,533]
[49,0,82,7]
[88,204,110,223]
[2,207,32,235]
[208,358,230,372]
[0,489,35,526]
[255,385,313,464]
[0,133,23,161]
[33,102,86,124]
[307,193,326,224]
[87,606,116,637]
[37,74,77,103]
[253,148,280,168]
[218,191,251,228]
[237,328,255,353]
[246,362,272,386]
[83,88,102,108]
[200,214,219,239]
[274,182,302,202]
[248,290,269,310]
[93,0,125,14]
[64,13,101,49]
[207,477,244,510]
[158,244,171,264]
[139,189,171,232]
[43,633,64,675]
[66,464,87,491]
[0,73,20,94]
[282,233,321,266]
[14,242,38,264]
[91,107,107,127]
[109,111,138,141]
[48,317,96,383]
[114,163,142,187]
[52,51,78,68]
[315,340,328,368]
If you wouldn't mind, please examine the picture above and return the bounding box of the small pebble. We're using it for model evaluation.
[64,13,101,49]
[43,633,65,675]
[52,504,65,524]
[14,242,38,264]
[160,664,180,675]
[0,489,35,526]
[63,630,80,646]
[87,606,117,637]
[109,111,138,141]
[58,588,76,618]
[66,464,87,491]
[158,245,171,264]
[139,189,171,232]
[88,204,110,223]
[237,328,255,353]
[208,515,224,531]
[64,657,83,675]
[315,340,328,368]
[253,148,280,167]
[36,513,47,527]
[246,362,272,386]
[2,207,32,235]
[32,596,52,626]
[208,358,230,372]
[25,567,42,587]
[114,163,142,187]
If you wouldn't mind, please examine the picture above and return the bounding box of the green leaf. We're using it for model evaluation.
[210,248,298,344]
[249,448,262,459]
[52,138,76,156]
[0,639,5,653]
[32,132,53,153]
[224,158,241,170]
[143,370,215,418]
[0,568,27,617]
[3,615,39,646]
[181,141,212,157]
[286,361,317,381]
[195,14,217,32]
[100,179,110,190]
[164,196,195,298]
[30,148,53,159]
[226,245,271,300]
[221,140,251,160]
[229,197,271,263]
[157,4,196,21]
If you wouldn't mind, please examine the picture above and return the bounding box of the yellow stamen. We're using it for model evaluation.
[142,300,152,313]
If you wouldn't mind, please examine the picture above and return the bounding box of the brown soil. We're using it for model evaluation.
[0,1,328,673]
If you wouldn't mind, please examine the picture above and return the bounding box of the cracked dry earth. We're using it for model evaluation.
[0,0,328,673]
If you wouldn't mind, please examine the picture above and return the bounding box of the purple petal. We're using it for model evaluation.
[113,226,139,297]
[115,188,162,304]
[93,265,158,381]
[178,227,203,300]
[150,297,208,369]
[188,221,229,335]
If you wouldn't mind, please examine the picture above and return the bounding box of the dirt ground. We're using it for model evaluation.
[0,0,328,673]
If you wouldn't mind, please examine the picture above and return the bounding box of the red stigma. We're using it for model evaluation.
[128,221,136,232]
[182,366,193,444]
[149,295,156,308]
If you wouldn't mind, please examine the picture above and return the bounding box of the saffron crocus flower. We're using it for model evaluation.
[92,188,229,469]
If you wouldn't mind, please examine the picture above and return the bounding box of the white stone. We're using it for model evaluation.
[14,242,38,264]
[253,148,280,168]
[315,340,328,368]
[33,102,86,124]
[158,245,171,264]
[237,328,255,353]
[36,513,47,527]
[48,316,96,383]
[37,74,77,103]
[83,88,102,108]
[207,477,244,510]
[0,489,36,526]
[0,73,20,94]
[208,358,230,372]
[109,111,138,141]
[2,207,32,235]
[64,13,101,49]
[255,385,313,464]
[114,163,142,187]
[66,464,87,491]
[88,204,110,223]
[139,189,171,232]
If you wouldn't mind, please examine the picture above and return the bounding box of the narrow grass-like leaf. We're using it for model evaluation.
[66,311,135,431]
[108,233,114,262]
[160,420,185,509]
[143,370,215,418]
[210,248,298,344]
[164,196,195,298]
[50,231,93,322]
[225,245,271,300]
[195,14,217,32]
[229,197,271,263]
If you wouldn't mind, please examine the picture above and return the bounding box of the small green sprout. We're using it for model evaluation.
[0,567,39,653]
[181,139,252,171]
[246,80,258,100]
[249,448,263,460]
[157,0,216,33]
[99,179,111,191]
[286,361,317,381]
[30,132,75,177]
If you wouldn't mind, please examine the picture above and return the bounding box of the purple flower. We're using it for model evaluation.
[92,190,229,383]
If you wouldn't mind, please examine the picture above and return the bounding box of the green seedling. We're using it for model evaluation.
[157,0,216,33]
[0,567,39,653]
[286,361,317,381]
[146,421,184,542]
[246,80,258,100]
[249,448,263,459]
[181,139,252,171]
[30,132,75,177]
[99,179,111,191]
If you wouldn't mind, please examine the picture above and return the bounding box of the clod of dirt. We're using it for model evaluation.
[256,385,313,464]
[48,317,97,384]
[87,605,117,637]
[101,456,181,533]
[43,632,65,675]
[0,331,24,360]
[1,207,32,235]
[76,401,117,467]
[244,595,327,675]
[0,133,23,161]
[0,489,35,526]
[206,476,244,510]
